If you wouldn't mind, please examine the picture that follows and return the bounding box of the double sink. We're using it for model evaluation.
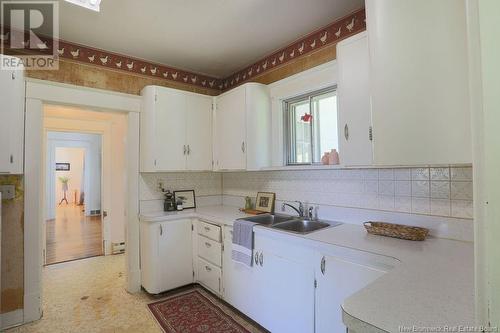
[239,213,341,234]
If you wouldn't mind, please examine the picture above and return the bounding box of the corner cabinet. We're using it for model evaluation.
[365,0,472,165]
[337,32,373,167]
[315,250,397,333]
[0,55,25,174]
[140,86,213,172]
[140,219,194,294]
[213,83,271,171]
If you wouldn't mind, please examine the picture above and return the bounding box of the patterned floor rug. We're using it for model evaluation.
[148,287,266,333]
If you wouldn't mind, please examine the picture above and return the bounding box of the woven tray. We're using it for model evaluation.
[363,221,429,241]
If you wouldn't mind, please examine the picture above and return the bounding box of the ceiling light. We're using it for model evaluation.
[65,0,102,12]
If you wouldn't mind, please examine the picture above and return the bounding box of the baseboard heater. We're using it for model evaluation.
[112,242,125,254]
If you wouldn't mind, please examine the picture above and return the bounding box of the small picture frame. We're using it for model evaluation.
[255,192,276,213]
[173,190,196,209]
[55,163,70,171]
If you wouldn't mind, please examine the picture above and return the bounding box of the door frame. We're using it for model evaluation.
[23,79,141,323]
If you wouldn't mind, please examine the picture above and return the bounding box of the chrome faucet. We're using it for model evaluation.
[281,201,305,217]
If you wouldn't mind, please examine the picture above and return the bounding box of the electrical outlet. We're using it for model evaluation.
[0,185,15,200]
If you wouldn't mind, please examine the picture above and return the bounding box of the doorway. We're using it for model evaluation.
[24,80,141,324]
[42,105,129,267]
[45,133,103,265]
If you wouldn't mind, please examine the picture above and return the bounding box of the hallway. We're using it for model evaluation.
[46,205,103,265]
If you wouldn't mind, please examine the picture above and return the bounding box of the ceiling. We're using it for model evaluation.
[58,0,364,78]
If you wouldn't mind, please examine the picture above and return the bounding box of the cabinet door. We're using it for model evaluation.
[157,219,193,292]
[337,32,373,166]
[254,250,315,333]
[221,227,260,317]
[214,87,246,170]
[0,65,24,174]
[316,255,386,333]
[155,89,187,171]
[366,0,471,165]
[186,95,213,171]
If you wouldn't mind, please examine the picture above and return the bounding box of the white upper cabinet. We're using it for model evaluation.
[186,95,214,171]
[337,31,373,166]
[214,83,271,171]
[140,86,213,172]
[0,56,24,174]
[366,0,472,165]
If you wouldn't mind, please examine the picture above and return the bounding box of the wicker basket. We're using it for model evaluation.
[363,221,429,241]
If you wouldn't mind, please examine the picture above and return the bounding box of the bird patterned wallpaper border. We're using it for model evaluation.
[221,8,365,91]
[1,8,365,93]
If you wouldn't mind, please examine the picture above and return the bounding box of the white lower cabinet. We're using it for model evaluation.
[197,257,222,294]
[142,218,397,333]
[252,249,315,333]
[222,227,260,316]
[140,219,194,294]
[195,220,223,295]
[223,229,315,333]
[315,250,398,333]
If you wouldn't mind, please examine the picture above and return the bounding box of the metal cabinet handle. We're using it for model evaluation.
[259,252,263,266]
[204,226,211,232]
[160,225,163,236]
[344,124,349,141]
[241,141,245,153]
[187,145,191,155]
[183,145,187,155]
[254,252,259,265]
[205,265,212,272]
[320,256,326,275]
[205,242,212,248]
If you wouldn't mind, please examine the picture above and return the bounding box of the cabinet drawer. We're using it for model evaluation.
[197,258,221,294]
[198,221,221,242]
[197,235,222,267]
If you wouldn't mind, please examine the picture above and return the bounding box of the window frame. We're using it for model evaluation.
[283,85,338,166]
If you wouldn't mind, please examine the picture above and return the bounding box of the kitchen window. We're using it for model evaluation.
[284,87,338,165]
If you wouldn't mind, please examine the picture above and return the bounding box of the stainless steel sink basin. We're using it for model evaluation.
[272,219,337,234]
[238,213,341,234]
[240,213,295,226]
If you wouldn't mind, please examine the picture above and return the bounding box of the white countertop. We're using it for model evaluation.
[140,205,251,226]
[140,205,474,333]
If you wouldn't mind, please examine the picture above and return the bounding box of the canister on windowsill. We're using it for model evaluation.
[329,149,340,165]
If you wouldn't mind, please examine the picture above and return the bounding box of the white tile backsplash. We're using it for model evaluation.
[222,166,473,219]
[139,167,473,222]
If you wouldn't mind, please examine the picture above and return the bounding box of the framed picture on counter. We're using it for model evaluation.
[255,192,275,213]
[173,190,196,209]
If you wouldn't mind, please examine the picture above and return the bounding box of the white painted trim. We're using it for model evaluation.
[24,80,141,324]
[25,79,141,113]
[23,98,44,323]
[125,112,141,292]
[1,309,24,330]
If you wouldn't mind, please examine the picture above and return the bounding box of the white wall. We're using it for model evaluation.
[46,131,102,219]
[55,147,85,204]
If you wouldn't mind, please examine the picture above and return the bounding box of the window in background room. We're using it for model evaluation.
[284,87,338,165]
